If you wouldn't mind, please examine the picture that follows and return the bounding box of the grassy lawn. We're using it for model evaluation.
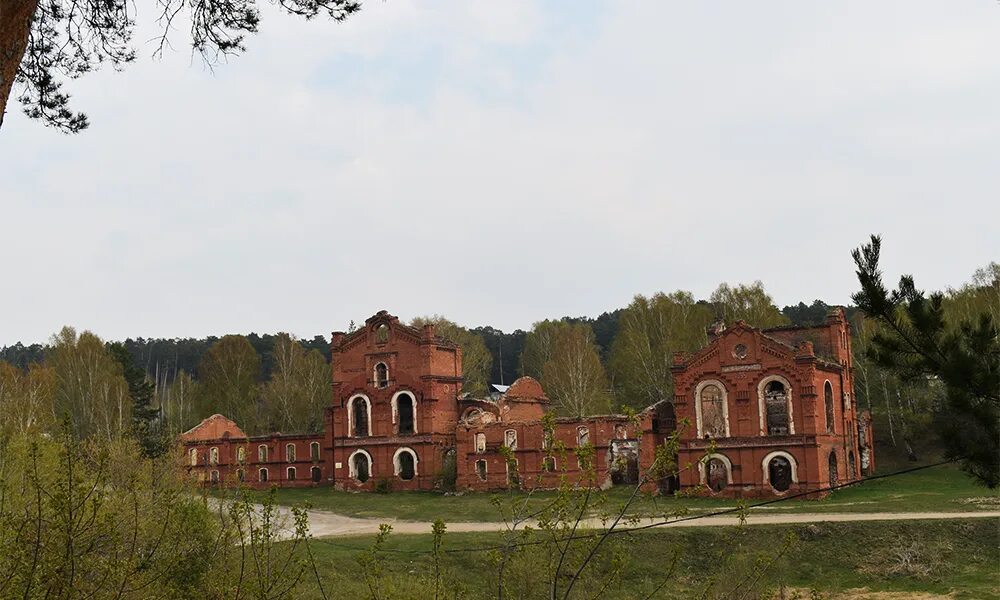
[234,461,998,522]
[292,519,999,599]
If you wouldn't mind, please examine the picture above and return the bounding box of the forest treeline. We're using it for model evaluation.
[1,270,997,461]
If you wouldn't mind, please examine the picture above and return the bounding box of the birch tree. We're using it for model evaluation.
[608,291,714,410]
[261,333,328,433]
[197,334,262,431]
[0,360,55,435]
[710,281,788,328]
[160,369,199,434]
[541,322,610,417]
[46,326,131,440]
[519,319,563,381]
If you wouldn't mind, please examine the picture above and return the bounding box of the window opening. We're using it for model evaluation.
[353,452,370,483]
[828,451,839,488]
[375,362,389,388]
[764,381,791,436]
[397,451,416,481]
[706,458,728,492]
[699,383,726,438]
[824,382,835,434]
[352,398,370,437]
[768,456,792,492]
[397,393,415,435]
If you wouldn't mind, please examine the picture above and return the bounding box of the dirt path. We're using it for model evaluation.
[296,508,1000,539]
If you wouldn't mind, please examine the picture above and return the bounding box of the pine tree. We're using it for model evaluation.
[108,342,163,457]
[852,235,999,487]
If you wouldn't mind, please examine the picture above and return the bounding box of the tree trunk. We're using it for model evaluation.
[0,0,37,129]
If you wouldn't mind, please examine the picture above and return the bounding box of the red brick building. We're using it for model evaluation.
[180,414,326,488]
[671,308,874,497]
[181,308,873,497]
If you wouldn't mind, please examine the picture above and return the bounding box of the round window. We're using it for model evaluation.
[733,344,748,359]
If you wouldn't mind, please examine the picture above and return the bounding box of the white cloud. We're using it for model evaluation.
[1,0,998,343]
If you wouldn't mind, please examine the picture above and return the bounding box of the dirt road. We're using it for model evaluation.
[294,508,1000,539]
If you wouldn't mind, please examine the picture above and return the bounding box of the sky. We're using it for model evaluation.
[2,0,999,345]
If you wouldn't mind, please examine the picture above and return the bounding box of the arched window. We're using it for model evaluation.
[766,455,794,492]
[577,426,590,446]
[375,362,389,388]
[542,456,556,472]
[375,324,389,344]
[475,459,487,481]
[237,447,246,463]
[848,451,857,479]
[698,382,727,438]
[824,381,835,434]
[828,451,839,488]
[209,447,219,465]
[763,380,792,436]
[237,468,245,483]
[259,468,268,482]
[705,457,729,492]
[287,467,296,480]
[394,448,417,481]
[504,429,518,451]
[506,459,519,487]
[258,445,268,462]
[350,450,372,483]
[286,443,296,462]
[396,392,415,435]
[311,466,322,482]
[210,470,220,484]
[350,396,371,438]
[189,448,198,466]
[310,442,321,462]
[475,433,487,454]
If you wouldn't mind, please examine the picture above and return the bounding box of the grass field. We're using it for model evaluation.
[234,460,999,523]
[292,519,999,599]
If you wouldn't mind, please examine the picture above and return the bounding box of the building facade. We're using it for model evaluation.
[181,308,873,497]
[671,308,874,497]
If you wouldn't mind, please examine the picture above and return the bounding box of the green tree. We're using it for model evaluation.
[608,291,714,410]
[0,0,360,132]
[710,281,788,328]
[0,428,220,598]
[853,236,999,487]
[108,341,163,456]
[944,262,1000,327]
[519,319,564,380]
[0,360,55,435]
[261,333,329,433]
[46,326,131,440]
[541,322,610,417]
[197,335,262,432]
[412,316,492,395]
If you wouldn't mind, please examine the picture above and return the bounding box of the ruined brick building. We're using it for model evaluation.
[181,309,874,497]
